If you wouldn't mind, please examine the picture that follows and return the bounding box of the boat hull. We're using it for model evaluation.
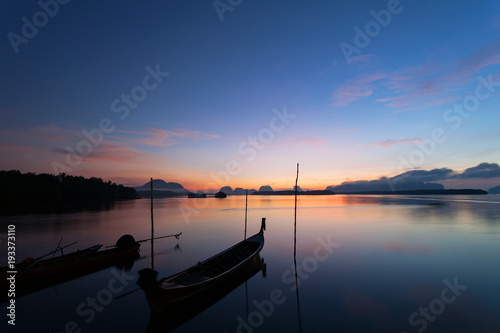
[1,243,140,301]
[140,229,265,314]
[146,254,266,332]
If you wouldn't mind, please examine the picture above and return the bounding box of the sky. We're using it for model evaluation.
[1,0,500,191]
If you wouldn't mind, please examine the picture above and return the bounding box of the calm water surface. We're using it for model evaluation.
[1,195,500,332]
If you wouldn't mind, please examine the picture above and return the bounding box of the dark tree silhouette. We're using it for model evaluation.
[0,170,138,215]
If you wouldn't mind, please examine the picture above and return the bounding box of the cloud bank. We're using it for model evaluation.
[328,163,500,192]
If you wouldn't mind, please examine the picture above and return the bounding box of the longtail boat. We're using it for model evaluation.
[138,218,266,315]
[146,253,266,332]
[0,234,140,301]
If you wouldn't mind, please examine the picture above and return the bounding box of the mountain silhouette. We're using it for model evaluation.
[258,185,273,192]
[488,185,500,194]
[135,179,188,192]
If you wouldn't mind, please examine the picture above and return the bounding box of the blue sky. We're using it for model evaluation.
[1,0,500,190]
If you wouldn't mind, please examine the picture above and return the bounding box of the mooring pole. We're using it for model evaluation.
[244,189,248,240]
[293,163,303,332]
[150,177,154,270]
[294,163,299,253]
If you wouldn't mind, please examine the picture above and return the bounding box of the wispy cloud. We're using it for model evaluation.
[330,72,390,107]
[119,127,219,147]
[330,40,500,111]
[84,142,149,164]
[319,60,339,74]
[350,54,375,64]
[0,142,35,152]
[342,128,359,133]
[376,137,421,147]
[293,136,327,146]
[50,140,149,163]
[449,41,500,83]
[0,125,79,147]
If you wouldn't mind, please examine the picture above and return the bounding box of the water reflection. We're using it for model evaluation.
[1,195,499,332]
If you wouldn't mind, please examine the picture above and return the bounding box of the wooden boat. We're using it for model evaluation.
[138,218,266,314]
[146,253,266,332]
[0,234,140,301]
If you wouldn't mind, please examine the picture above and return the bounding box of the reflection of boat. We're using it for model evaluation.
[138,218,266,315]
[0,235,140,301]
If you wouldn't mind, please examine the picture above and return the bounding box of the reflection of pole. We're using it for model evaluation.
[293,163,303,332]
[151,177,154,270]
[245,280,249,318]
[244,189,248,240]
[294,163,299,259]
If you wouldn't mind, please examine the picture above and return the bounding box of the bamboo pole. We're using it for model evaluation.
[150,177,154,270]
[293,163,303,332]
[52,237,63,258]
[244,189,248,240]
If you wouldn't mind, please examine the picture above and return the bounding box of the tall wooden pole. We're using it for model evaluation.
[150,177,154,269]
[244,189,248,240]
[294,163,299,229]
[293,163,302,332]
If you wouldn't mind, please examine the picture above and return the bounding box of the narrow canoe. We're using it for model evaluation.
[1,234,140,301]
[146,254,266,332]
[139,218,266,314]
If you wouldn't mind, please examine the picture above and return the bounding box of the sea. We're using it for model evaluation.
[1,194,500,333]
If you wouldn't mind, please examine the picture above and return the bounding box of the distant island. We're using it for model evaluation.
[135,179,190,198]
[488,185,500,194]
[138,180,489,197]
[1,171,493,215]
[0,170,138,215]
[334,189,487,195]
[219,186,257,195]
[253,190,335,196]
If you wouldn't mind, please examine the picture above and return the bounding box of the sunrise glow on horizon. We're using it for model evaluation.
[2,1,500,191]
